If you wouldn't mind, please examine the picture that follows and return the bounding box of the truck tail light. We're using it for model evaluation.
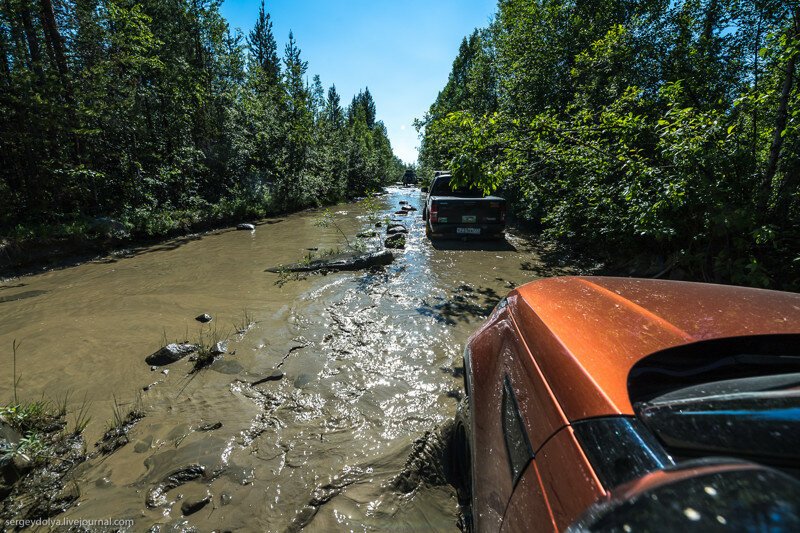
[430,202,439,223]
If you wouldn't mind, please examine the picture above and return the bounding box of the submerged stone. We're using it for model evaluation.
[181,494,211,516]
[197,422,222,432]
[145,343,199,366]
[210,341,228,355]
[387,223,408,235]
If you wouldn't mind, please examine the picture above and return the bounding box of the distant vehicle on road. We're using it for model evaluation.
[452,276,800,532]
[402,169,417,186]
[422,174,506,239]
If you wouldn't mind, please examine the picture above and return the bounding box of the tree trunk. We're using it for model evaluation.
[39,0,68,82]
[0,27,10,81]
[763,10,799,210]
[752,10,763,161]
[18,1,42,76]
[701,0,719,47]
[3,0,28,67]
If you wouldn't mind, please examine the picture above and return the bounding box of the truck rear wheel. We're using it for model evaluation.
[452,398,472,501]
[451,397,473,530]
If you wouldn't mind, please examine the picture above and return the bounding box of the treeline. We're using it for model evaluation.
[419,0,800,290]
[0,0,404,240]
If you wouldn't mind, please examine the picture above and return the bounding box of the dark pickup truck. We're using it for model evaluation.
[422,174,506,239]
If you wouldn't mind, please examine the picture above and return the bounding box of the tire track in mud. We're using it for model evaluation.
[221,199,465,530]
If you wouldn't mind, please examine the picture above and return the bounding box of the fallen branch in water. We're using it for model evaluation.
[265,250,394,274]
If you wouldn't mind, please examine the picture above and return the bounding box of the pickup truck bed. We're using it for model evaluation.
[423,175,506,239]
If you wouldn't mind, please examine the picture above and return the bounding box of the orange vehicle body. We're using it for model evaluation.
[463,276,800,532]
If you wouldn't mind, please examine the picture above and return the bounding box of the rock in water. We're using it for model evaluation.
[0,419,25,485]
[195,313,212,323]
[236,223,255,231]
[182,494,211,516]
[210,341,228,355]
[385,234,406,249]
[387,223,408,235]
[145,343,199,366]
[0,417,21,447]
[402,205,418,212]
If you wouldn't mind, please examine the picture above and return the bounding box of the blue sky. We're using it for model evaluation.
[220,0,497,164]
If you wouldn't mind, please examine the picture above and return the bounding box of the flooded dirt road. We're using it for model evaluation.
[0,187,573,531]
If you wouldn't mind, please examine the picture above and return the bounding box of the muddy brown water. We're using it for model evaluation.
[0,187,567,531]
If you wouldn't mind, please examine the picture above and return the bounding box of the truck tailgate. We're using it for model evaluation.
[433,197,505,224]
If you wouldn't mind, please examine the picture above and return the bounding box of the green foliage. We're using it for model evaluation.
[1,402,51,434]
[419,0,800,290]
[0,0,402,243]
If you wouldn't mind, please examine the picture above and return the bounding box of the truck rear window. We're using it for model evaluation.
[430,176,485,198]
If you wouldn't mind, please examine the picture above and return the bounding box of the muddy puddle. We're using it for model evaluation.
[0,187,569,531]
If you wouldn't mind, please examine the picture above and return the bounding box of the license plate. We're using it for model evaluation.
[457,227,481,235]
[461,215,477,223]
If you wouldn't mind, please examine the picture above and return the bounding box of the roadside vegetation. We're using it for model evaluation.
[1,342,85,521]
[0,0,406,249]
[418,1,800,291]
[1,341,149,521]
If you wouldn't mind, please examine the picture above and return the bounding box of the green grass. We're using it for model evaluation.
[191,322,233,372]
[109,394,143,432]
[233,308,255,335]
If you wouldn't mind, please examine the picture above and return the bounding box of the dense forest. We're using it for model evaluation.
[419,0,800,291]
[0,0,404,242]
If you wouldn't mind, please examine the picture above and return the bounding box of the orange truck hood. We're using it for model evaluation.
[509,277,800,420]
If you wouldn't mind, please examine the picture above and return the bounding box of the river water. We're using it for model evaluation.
[0,187,565,531]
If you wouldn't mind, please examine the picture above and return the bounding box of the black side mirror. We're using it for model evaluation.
[421,187,429,193]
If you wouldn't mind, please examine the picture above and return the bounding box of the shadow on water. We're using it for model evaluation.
[113,219,286,263]
[109,233,206,260]
[1,219,287,279]
[429,238,517,252]
[417,284,502,325]
[0,289,49,304]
